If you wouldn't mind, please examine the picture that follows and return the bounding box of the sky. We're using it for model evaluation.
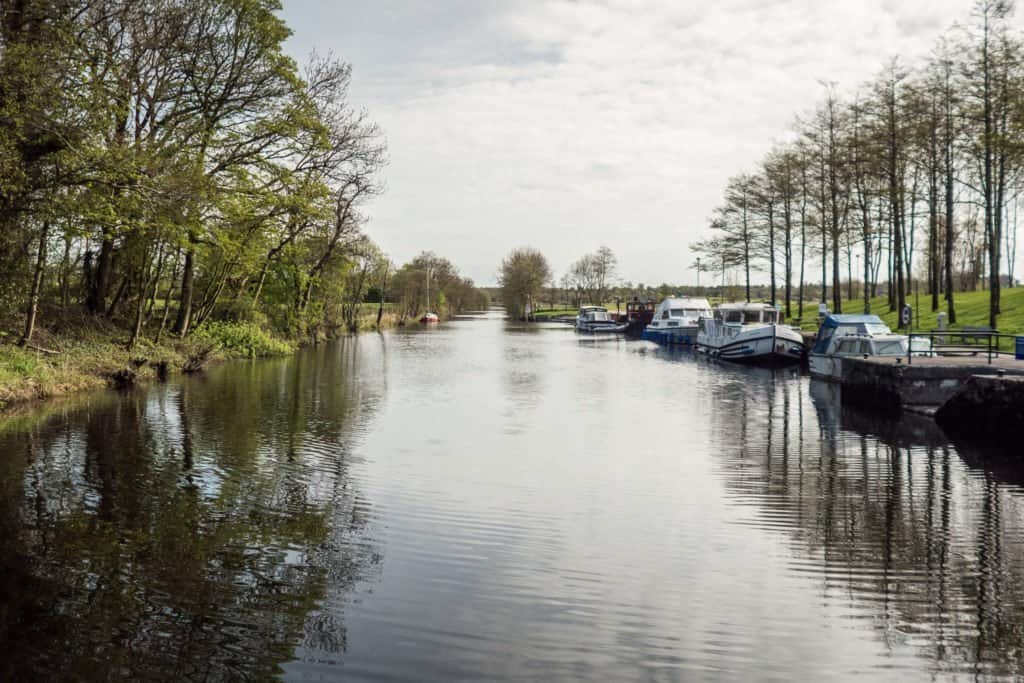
[280,0,1019,287]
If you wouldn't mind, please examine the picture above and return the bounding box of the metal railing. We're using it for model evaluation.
[906,330,1023,365]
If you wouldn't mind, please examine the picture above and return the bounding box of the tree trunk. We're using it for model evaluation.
[376,263,389,328]
[19,222,49,347]
[173,247,195,336]
[155,250,182,345]
[87,236,115,314]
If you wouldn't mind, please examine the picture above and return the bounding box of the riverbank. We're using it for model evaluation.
[0,308,422,415]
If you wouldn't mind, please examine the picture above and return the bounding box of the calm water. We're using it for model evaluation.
[2,310,1024,681]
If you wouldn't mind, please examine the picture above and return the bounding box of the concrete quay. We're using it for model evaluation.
[935,375,1024,445]
[838,355,1024,413]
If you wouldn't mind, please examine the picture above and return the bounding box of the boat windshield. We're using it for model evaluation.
[669,308,705,318]
[591,311,611,321]
[864,323,892,335]
[742,311,761,323]
[762,310,778,323]
[874,340,906,355]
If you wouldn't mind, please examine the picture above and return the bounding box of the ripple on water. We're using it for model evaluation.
[3,312,1024,680]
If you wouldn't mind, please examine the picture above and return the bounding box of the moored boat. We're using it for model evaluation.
[620,298,657,338]
[640,297,713,345]
[420,311,440,324]
[696,302,803,364]
[575,306,628,334]
[808,314,928,380]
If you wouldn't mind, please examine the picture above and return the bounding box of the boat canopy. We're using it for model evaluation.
[654,297,712,320]
[812,314,891,354]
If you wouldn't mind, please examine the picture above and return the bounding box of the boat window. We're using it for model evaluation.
[874,340,905,355]
[662,310,669,320]
[670,309,685,317]
[684,309,704,318]
[835,339,855,355]
[714,310,724,322]
[762,310,778,324]
[742,310,760,323]
[864,323,892,335]
[725,311,743,323]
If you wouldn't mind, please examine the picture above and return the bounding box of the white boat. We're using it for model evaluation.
[696,302,804,365]
[640,297,713,345]
[808,314,930,380]
[575,306,628,334]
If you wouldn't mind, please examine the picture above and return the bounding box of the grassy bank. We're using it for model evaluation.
[0,308,418,414]
[784,287,1024,334]
[0,320,298,413]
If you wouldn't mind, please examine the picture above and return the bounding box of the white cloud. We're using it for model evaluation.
[282,0,1020,286]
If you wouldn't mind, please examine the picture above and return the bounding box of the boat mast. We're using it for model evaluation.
[425,265,431,313]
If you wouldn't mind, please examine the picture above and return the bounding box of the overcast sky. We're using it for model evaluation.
[281,0,1020,287]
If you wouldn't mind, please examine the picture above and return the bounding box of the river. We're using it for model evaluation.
[1,309,1023,681]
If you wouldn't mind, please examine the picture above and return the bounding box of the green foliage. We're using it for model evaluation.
[499,247,552,320]
[194,322,294,359]
[0,347,50,389]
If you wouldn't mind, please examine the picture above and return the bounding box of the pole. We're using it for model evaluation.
[697,257,701,293]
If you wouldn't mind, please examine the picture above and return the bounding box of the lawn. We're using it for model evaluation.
[786,287,1024,335]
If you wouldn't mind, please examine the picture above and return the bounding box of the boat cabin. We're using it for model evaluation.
[647,297,713,330]
[811,315,894,355]
[829,335,907,357]
[624,298,656,322]
[712,302,781,325]
[578,306,612,322]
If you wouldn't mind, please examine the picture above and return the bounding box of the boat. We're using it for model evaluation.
[420,265,440,324]
[619,298,657,338]
[696,302,804,364]
[575,306,628,334]
[808,314,930,380]
[640,297,713,345]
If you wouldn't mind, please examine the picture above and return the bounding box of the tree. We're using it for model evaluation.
[499,248,552,320]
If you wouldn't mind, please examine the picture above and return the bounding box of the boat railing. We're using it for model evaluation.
[906,330,1022,365]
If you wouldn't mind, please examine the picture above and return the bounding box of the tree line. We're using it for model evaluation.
[0,0,484,350]
[498,245,625,319]
[692,0,1023,328]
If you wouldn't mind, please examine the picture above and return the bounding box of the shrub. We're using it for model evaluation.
[193,321,294,358]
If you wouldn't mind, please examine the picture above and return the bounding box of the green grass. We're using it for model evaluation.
[785,287,1024,335]
[531,308,577,320]
[193,321,294,358]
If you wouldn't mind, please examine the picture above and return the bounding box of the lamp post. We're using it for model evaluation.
[854,254,860,302]
[696,257,701,294]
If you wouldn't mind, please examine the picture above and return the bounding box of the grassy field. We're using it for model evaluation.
[783,287,1024,335]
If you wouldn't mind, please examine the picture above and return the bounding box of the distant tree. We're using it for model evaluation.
[499,248,552,320]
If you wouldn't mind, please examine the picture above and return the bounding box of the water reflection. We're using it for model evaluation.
[718,376,1024,679]
[0,339,385,680]
[3,314,1024,680]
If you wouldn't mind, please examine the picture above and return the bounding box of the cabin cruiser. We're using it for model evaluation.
[575,306,628,334]
[696,302,804,364]
[808,314,930,380]
[419,311,440,324]
[640,297,713,345]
